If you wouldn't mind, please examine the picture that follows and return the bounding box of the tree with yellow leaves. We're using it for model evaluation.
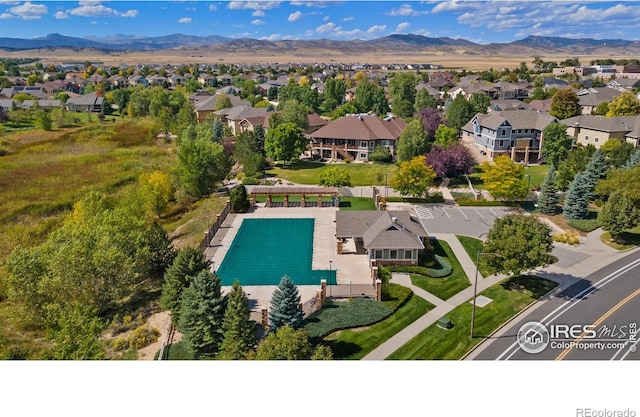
[391,155,436,198]
[479,155,528,201]
[139,171,173,217]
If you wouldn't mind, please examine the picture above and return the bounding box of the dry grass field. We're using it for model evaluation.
[3,47,635,70]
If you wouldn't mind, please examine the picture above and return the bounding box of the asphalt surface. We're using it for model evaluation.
[471,250,640,360]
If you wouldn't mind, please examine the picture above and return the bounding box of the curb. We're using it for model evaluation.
[460,276,563,360]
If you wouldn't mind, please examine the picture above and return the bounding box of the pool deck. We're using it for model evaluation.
[204,204,373,321]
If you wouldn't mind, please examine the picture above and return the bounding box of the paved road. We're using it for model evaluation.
[470,250,640,360]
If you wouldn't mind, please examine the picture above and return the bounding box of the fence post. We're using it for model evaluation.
[316,290,323,310]
[337,239,343,254]
[204,231,210,248]
[375,279,382,301]
[320,279,326,301]
[261,308,269,331]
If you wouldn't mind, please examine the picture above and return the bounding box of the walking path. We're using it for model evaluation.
[363,228,638,360]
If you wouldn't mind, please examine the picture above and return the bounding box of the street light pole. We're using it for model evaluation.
[470,251,504,338]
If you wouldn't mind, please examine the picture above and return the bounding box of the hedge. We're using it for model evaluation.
[385,194,444,204]
[388,254,452,278]
[567,218,601,233]
[455,197,520,207]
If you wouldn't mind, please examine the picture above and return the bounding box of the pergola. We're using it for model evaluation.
[248,186,339,208]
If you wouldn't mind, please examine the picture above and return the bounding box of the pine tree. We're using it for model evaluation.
[219,280,256,360]
[178,271,226,359]
[562,172,590,219]
[161,247,210,323]
[537,166,559,215]
[597,191,639,241]
[269,276,304,333]
[582,148,609,200]
[624,149,640,169]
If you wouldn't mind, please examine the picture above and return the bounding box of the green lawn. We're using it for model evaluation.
[409,240,471,300]
[523,164,550,189]
[339,197,376,210]
[601,225,640,251]
[456,235,495,279]
[266,161,397,186]
[387,275,558,359]
[253,195,334,203]
[323,293,435,360]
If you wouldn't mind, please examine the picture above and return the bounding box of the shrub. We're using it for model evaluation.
[111,325,160,351]
[385,194,444,204]
[230,185,249,212]
[456,197,520,207]
[567,218,601,233]
[388,255,452,278]
[553,232,581,245]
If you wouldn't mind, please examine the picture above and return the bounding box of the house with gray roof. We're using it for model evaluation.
[335,210,429,266]
[564,115,640,148]
[65,92,104,113]
[576,87,621,114]
[461,110,558,164]
[214,105,267,135]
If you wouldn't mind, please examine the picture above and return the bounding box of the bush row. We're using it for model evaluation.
[387,255,453,278]
[385,194,444,204]
[455,198,519,207]
[567,219,601,233]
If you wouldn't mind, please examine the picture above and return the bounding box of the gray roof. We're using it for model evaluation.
[216,105,267,121]
[462,110,557,133]
[336,211,427,250]
[577,87,621,107]
[66,92,103,106]
[563,115,640,134]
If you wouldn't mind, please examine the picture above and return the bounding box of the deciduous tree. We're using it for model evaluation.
[391,155,436,198]
[479,156,528,201]
[425,144,475,179]
[434,124,459,149]
[139,171,173,217]
[254,326,332,360]
[396,119,429,162]
[389,72,417,119]
[606,91,640,117]
[541,123,572,166]
[318,166,351,187]
[598,191,639,242]
[483,214,557,284]
[445,94,476,131]
[550,89,581,119]
[416,107,442,142]
[264,122,306,163]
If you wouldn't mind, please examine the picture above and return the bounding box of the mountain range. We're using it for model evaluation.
[1,33,640,56]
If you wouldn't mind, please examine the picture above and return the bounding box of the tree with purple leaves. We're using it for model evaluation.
[416,107,442,142]
[426,144,475,179]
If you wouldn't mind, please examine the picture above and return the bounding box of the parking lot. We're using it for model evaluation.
[413,204,516,237]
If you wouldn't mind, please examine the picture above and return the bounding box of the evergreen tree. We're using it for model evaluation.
[269,276,304,333]
[219,280,256,360]
[178,271,226,359]
[537,166,559,215]
[582,149,609,200]
[624,149,640,169]
[253,124,266,155]
[597,191,639,241]
[161,247,210,323]
[562,172,590,219]
[212,119,224,142]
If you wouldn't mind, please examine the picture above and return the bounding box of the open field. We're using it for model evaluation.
[266,161,397,186]
[3,48,638,71]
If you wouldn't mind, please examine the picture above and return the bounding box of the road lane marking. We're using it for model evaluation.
[555,288,640,360]
[496,257,640,360]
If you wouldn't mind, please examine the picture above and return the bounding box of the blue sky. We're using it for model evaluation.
[1,1,640,44]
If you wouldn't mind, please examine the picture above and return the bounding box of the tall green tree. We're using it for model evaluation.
[537,166,559,215]
[595,165,640,205]
[264,122,307,163]
[434,124,459,149]
[556,144,595,191]
[562,172,590,219]
[354,79,389,116]
[479,155,529,201]
[280,99,311,130]
[414,88,437,111]
[469,92,490,114]
[483,214,557,285]
[624,150,640,169]
[601,140,635,168]
[550,89,581,119]
[269,276,304,333]
[583,148,609,200]
[598,191,639,242]
[219,280,256,360]
[178,271,226,359]
[50,304,106,360]
[541,123,571,166]
[323,77,346,111]
[445,94,476,131]
[161,247,210,323]
[606,91,640,117]
[176,125,230,198]
[389,72,417,119]
[254,326,332,360]
[391,155,436,198]
[396,119,429,162]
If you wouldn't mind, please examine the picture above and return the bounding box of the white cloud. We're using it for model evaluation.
[342,16,353,22]
[252,10,265,17]
[290,1,338,7]
[9,1,48,20]
[261,33,282,41]
[228,1,280,11]
[323,15,330,21]
[0,12,13,18]
[367,25,386,34]
[54,11,69,19]
[0,1,21,4]
[67,1,138,18]
[288,10,302,22]
[395,22,410,32]
[315,22,339,34]
[178,17,191,23]
[208,4,217,12]
[304,29,313,37]
[389,4,427,17]
[251,19,265,25]
[91,20,97,24]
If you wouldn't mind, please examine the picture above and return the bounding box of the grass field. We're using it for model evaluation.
[409,240,471,300]
[338,197,376,210]
[523,164,550,189]
[387,275,558,360]
[456,235,495,279]
[266,161,397,186]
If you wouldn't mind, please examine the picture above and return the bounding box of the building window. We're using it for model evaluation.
[383,249,389,259]
[405,250,413,259]
[360,153,367,159]
[360,141,367,148]
[390,250,398,259]
[584,135,589,141]
[594,137,599,143]
[375,250,383,259]
[369,141,375,149]
[498,140,503,147]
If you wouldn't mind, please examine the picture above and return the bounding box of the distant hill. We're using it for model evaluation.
[2,33,640,56]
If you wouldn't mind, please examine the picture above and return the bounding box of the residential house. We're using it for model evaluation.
[564,115,640,148]
[65,92,104,113]
[106,75,127,88]
[147,75,167,87]
[213,105,267,136]
[335,210,429,266]
[128,75,149,87]
[0,86,49,100]
[167,73,185,88]
[576,87,621,114]
[461,110,558,164]
[607,78,640,92]
[489,100,531,112]
[193,94,249,123]
[309,114,406,162]
[218,74,233,86]
[197,73,217,87]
